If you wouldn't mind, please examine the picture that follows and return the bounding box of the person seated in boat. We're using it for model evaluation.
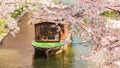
[55,25,65,41]
[56,25,61,33]
[55,24,61,40]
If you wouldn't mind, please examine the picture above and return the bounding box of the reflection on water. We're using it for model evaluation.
[33,46,74,68]
[33,43,94,68]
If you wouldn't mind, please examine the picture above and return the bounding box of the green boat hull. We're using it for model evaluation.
[32,41,68,58]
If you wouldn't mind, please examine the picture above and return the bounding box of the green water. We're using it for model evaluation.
[33,35,94,68]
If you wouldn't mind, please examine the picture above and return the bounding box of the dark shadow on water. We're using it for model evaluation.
[33,46,74,68]
[34,50,48,58]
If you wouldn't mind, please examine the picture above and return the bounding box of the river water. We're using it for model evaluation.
[0,13,95,68]
[33,40,95,68]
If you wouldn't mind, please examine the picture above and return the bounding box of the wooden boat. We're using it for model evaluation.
[32,21,71,58]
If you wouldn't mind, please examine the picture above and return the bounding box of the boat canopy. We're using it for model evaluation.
[34,21,67,42]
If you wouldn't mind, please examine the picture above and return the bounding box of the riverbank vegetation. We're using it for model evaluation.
[0,0,120,68]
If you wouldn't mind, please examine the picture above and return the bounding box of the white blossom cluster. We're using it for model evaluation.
[106,19,120,29]
[0,0,27,37]
[0,0,120,67]
[72,0,120,68]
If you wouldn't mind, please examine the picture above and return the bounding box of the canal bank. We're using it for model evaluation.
[0,12,95,68]
[0,12,34,68]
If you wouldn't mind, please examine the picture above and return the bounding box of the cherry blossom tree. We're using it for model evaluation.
[0,0,27,37]
[73,0,120,68]
[26,1,120,67]
[38,0,120,68]
[0,0,120,67]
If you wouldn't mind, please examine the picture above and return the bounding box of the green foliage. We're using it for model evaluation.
[52,0,58,3]
[52,0,76,4]
[0,16,8,34]
[100,11,120,19]
[10,5,28,18]
[4,24,8,28]
[0,17,6,24]
[0,29,5,34]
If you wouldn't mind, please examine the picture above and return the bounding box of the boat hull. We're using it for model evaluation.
[33,43,70,58]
